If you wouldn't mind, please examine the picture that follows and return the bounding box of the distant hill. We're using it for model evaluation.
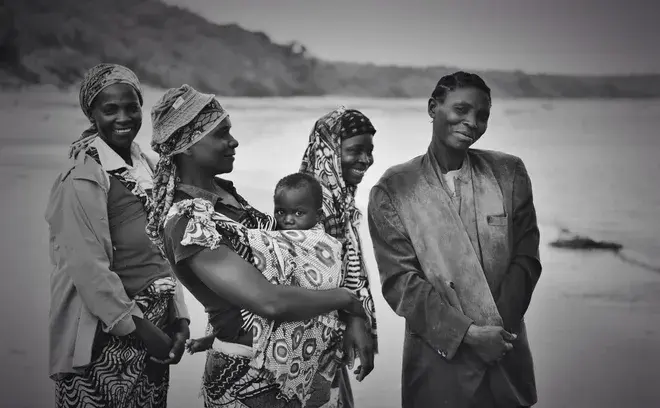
[2,0,660,98]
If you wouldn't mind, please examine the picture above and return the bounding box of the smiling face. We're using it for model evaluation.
[89,83,142,150]
[341,133,374,186]
[428,87,491,152]
[185,117,238,175]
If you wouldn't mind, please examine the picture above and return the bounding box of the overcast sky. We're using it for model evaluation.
[165,0,659,75]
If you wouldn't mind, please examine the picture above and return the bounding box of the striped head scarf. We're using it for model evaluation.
[69,63,143,159]
[145,84,229,255]
[299,107,378,348]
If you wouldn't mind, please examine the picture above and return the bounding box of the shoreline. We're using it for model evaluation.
[3,85,660,107]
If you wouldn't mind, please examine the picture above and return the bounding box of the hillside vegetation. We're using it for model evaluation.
[2,0,659,98]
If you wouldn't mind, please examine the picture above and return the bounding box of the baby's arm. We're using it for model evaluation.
[185,333,216,354]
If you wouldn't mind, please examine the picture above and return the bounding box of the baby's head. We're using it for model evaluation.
[274,172,324,230]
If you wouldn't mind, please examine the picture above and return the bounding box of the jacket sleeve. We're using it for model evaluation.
[171,280,190,322]
[54,175,143,336]
[494,159,542,333]
[367,185,473,360]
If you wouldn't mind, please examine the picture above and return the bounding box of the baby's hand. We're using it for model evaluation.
[185,336,214,354]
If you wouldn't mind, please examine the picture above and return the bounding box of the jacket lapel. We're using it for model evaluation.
[470,152,511,291]
[458,157,483,267]
[413,150,501,326]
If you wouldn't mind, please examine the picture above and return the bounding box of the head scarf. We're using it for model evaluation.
[339,108,376,141]
[145,84,229,254]
[69,63,143,159]
[299,107,378,346]
[299,107,375,238]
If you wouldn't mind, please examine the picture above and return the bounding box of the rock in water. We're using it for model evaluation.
[549,236,623,251]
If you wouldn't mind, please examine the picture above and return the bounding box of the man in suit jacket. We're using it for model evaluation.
[367,72,542,408]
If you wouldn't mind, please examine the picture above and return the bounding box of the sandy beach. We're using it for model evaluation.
[1,87,659,408]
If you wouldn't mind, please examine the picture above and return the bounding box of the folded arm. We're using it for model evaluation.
[494,159,542,333]
[185,245,358,322]
[55,177,143,335]
[367,186,473,360]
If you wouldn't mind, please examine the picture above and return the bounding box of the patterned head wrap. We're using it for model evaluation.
[69,63,143,159]
[145,84,229,254]
[339,109,376,141]
[299,107,378,347]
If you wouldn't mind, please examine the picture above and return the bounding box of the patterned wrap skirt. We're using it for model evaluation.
[198,227,348,408]
[55,277,177,408]
[199,333,346,408]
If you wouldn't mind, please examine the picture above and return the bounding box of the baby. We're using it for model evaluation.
[186,172,327,353]
[272,171,325,231]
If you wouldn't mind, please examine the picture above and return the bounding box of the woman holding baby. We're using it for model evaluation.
[146,84,378,407]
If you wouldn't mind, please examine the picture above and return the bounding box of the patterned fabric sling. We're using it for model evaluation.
[164,197,348,407]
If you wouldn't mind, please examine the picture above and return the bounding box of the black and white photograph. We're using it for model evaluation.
[1,0,659,407]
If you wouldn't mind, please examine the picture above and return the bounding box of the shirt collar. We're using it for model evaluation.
[91,137,144,171]
[447,154,471,183]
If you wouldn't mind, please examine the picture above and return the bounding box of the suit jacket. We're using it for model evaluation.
[367,147,541,408]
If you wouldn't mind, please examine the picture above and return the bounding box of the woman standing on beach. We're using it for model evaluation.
[299,107,379,406]
[145,84,366,407]
[44,64,191,408]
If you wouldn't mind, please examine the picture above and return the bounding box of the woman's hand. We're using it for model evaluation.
[341,288,367,319]
[151,319,191,365]
[342,314,375,382]
[132,316,173,361]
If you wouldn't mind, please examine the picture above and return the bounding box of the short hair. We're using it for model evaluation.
[274,172,323,210]
[431,71,491,104]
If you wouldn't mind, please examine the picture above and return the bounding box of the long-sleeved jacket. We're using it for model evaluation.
[45,148,189,380]
[368,147,541,408]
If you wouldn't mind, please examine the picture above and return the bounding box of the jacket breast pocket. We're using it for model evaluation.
[486,214,508,226]
[49,236,60,266]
